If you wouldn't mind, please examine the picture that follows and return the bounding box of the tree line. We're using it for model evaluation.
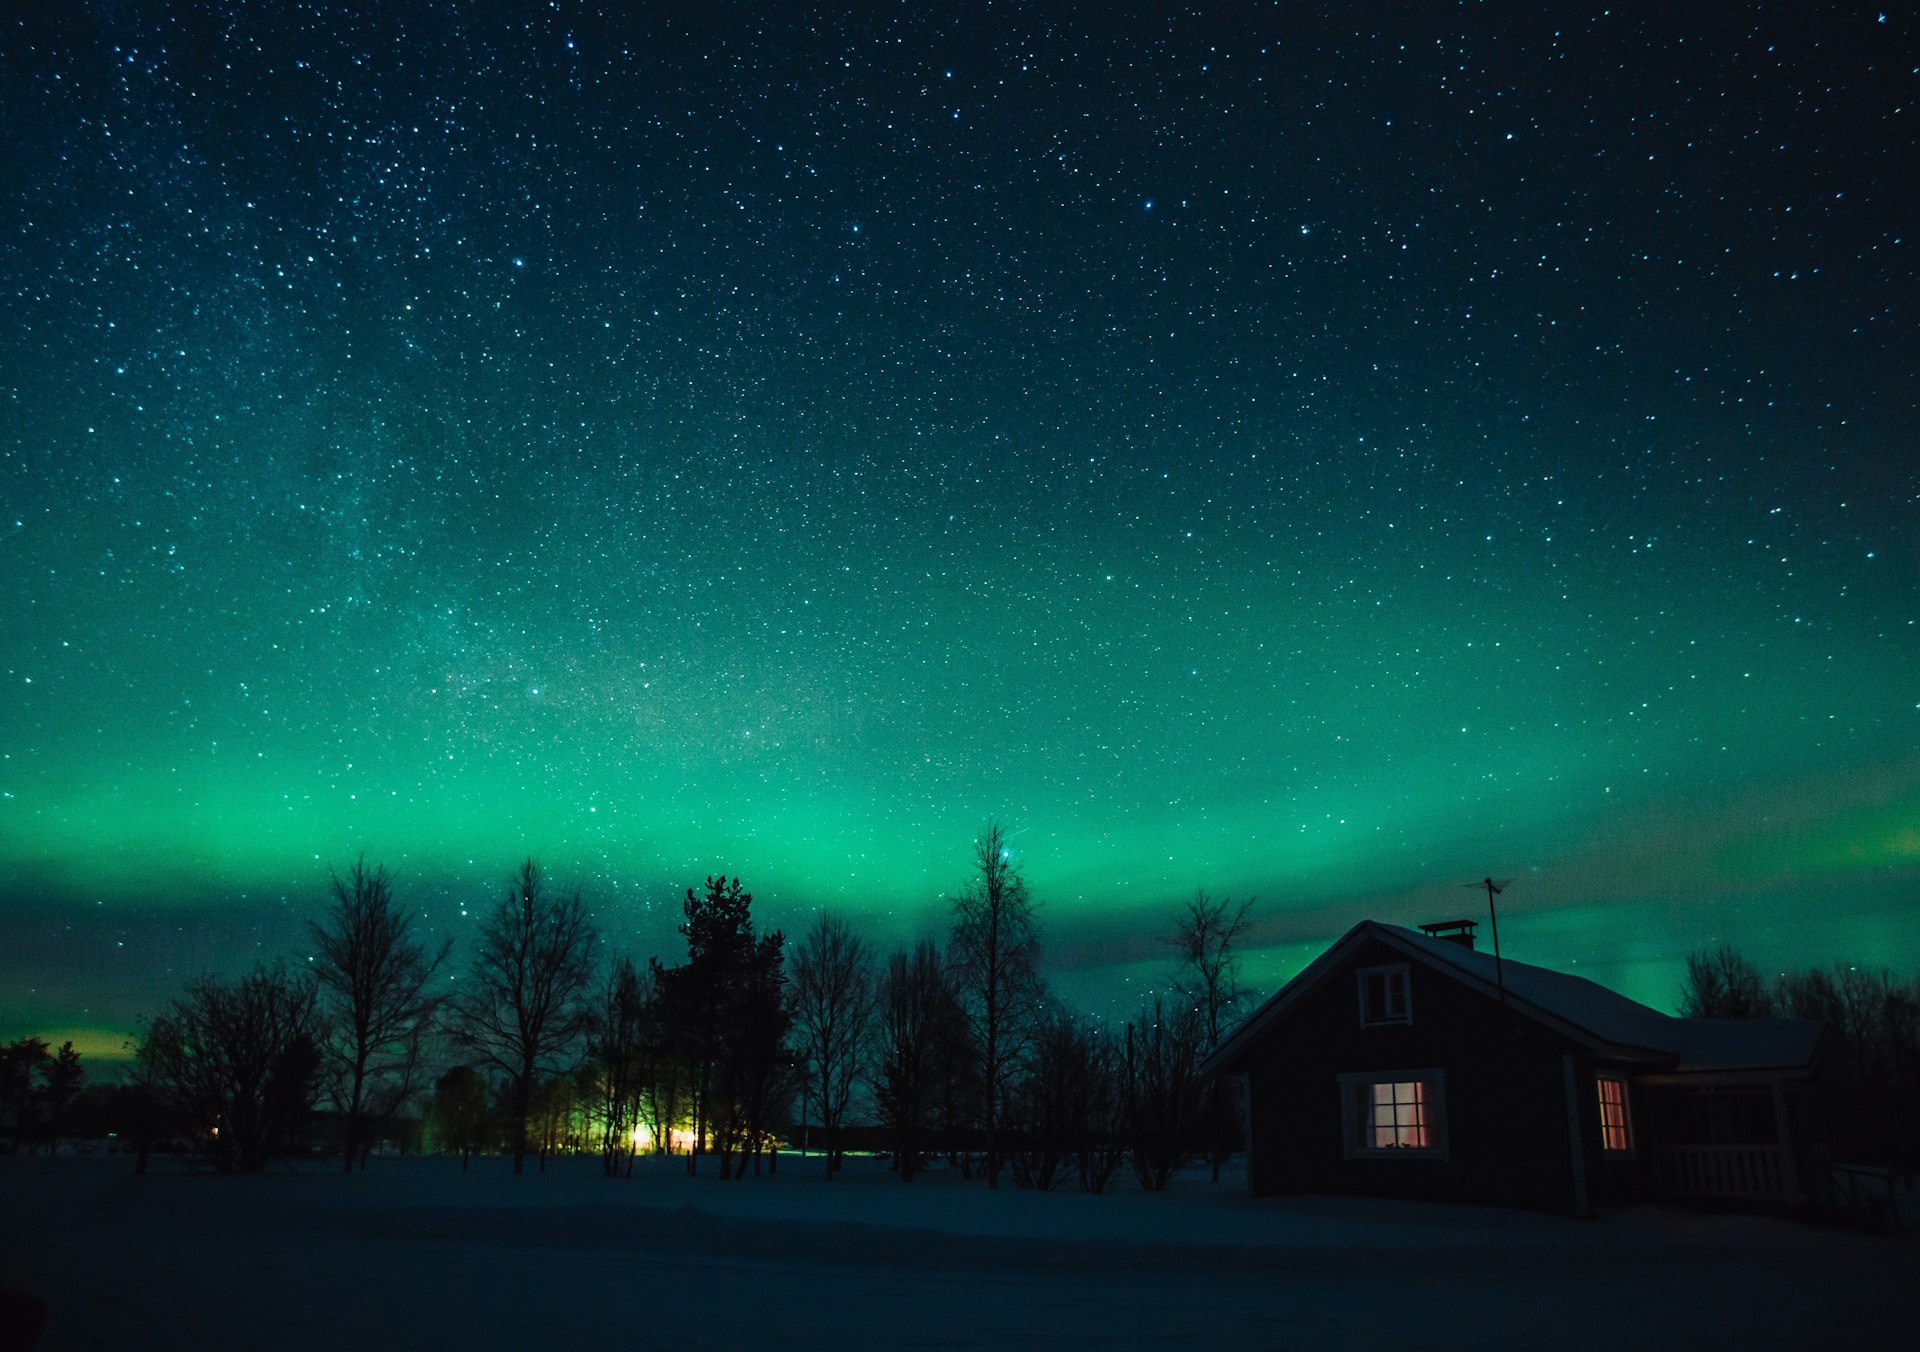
[103,821,1257,1189]
[0,1038,85,1153]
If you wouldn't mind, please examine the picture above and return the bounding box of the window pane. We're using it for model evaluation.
[1596,1077,1632,1152]
[1357,1080,1435,1151]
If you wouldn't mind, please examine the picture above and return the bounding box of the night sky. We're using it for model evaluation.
[4,3,1915,1058]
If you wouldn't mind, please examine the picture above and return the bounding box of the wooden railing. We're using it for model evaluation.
[1653,1144,1800,1204]
[1826,1164,1901,1231]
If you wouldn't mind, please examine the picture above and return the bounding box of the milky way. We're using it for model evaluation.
[3,4,1914,1051]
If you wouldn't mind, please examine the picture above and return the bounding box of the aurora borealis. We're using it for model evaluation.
[3,4,1914,1056]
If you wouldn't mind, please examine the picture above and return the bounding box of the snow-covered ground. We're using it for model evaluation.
[1,1152,1910,1350]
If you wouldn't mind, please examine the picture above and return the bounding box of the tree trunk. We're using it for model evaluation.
[512,1066,531,1175]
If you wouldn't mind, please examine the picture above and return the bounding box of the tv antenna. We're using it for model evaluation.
[1463,877,1512,1003]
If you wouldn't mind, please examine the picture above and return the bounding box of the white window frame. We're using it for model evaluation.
[1339,1069,1450,1160]
[1356,963,1412,1027]
[1595,1073,1635,1156]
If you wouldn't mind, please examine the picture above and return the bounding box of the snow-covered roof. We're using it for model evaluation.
[1668,1017,1826,1074]
[1201,920,1824,1077]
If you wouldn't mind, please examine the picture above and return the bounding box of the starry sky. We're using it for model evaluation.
[3,3,1915,1058]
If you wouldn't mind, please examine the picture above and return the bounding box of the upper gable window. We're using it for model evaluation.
[1358,964,1411,1027]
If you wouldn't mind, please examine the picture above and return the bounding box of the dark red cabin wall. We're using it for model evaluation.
[1242,939,1584,1215]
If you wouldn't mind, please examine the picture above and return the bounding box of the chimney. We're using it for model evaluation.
[1418,918,1478,949]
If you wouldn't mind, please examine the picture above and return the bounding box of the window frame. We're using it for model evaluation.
[1356,963,1413,1027]
[1339,1069,1450,1161]
[1595,1073,1636,1157]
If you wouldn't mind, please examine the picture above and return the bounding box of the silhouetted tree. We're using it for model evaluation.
[0,1038,50,1150]
[1172,890,1256,1046]
[141,963,324,1172]
[1057,1018,1128,1194]
[635,981,689,1156]
[588,955,657,1176]
[658,875,746,1173]
[42,1041,83,1153]
[1679,945,1774,1018]
[717,927,795,1178]
[1171,890,1255,1181]
[1775,963,1920,1173]
[449,860,599,1175]
[791,912,876,1176]
[309,858,451,1172]
[1007,1006,1087,1191]
[948,821,1043,1188]
[656,875,790,1178]
[531,1072,584,1164]
[1125,997,1205,1191]
[430,1065,489,1169]
[121,1034,168,1173]
[875,939,968,1181]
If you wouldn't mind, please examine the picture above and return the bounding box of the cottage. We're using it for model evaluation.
[1200,919,1831,1216]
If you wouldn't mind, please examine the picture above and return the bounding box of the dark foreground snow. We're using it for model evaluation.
[2,1154,1910,1350]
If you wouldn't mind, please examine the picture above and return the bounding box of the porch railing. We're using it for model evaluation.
[1653,1144,1801,1204]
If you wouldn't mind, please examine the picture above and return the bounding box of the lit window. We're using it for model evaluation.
[1596,1075,1634,1154]
[1369,1081,1428,1149]
[1340,1070,1448,1159]
[1357,964,1411,1026]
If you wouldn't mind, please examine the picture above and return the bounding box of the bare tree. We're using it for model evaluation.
[1171,889,1256,1181]
[1007,1005,1093,1192]
[1021,1014,1136,1190]
[141,963,324,1173]
[1125,996,1205,1191]
[1679,945,1774,1018]
[791,912,877,1176]
[1775,963,1920,1174]
[450,860,599,1175]
[588,955,656,1177]
[429,1065,489,1169]
[531,1072,585,1163]
[1172,890,1256,1048]
[875,939,967,1181]
[635,974,688,1157]
[948,820,1043,1188]
[309,858,452,1172]
[1057,1018,1128,1194]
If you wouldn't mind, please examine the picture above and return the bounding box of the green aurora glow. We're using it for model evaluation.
[3,4,1915,1053]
